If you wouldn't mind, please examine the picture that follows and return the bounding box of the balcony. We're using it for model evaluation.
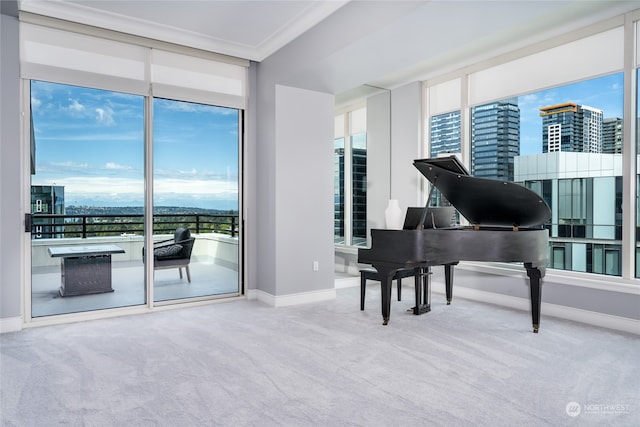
[29,213,240,318]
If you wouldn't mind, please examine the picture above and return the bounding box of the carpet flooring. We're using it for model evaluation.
[1,283,638,426]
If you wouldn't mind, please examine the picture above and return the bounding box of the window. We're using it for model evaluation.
[334,132,345,244]
[427,20,634,279]
[333,114,347,245]
[351,133,367,246]
[429,111,460,207]
[334,107,367,246]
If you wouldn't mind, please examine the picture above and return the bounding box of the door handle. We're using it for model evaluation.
[24,213,32,233]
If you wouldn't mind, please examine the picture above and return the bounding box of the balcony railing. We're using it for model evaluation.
[30,213,239,239]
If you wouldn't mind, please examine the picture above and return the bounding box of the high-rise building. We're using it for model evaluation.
[471,98,520,180]
[351,147,367,244]
[334,145,345,243]
[540,103,603,153]
[430,111,461,156]
[30,185,65,239]
[333,146,367,245]
[602,117,623,154]
[428,112,462,208]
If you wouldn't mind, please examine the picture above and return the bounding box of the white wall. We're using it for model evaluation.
[0,13,22,324]
[274,85,335,296]
[365,91,391,242]
[254,66,277,296]
[390,82,423,211]
[250,81,336,302]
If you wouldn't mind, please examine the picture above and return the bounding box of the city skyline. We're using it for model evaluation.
[431,72,624,163]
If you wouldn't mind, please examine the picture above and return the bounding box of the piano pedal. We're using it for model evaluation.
[407,304,431,315]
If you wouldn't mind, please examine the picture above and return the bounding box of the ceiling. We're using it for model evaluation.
[17,0,348,61]
[12,1,640,104]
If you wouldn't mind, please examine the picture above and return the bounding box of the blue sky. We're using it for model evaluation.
[31,81,239,210]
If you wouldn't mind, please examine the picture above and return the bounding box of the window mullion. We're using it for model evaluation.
[144,86,154,307]
[344,115,353,246]
[622,14,637,279]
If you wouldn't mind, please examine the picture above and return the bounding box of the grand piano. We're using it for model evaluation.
[358,156,551,332]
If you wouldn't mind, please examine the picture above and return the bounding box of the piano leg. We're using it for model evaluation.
[525,263,543,333]
[444,263,455,304]
[372,265,397,325]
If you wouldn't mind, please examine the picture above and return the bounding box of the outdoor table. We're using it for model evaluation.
[48,244,125,297]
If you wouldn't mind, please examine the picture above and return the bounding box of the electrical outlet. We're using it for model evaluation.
[313,261,319,271]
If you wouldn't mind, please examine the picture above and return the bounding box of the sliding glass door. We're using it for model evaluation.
[28,82,241,318]
[29,81,146,317]
[151,98,240,302]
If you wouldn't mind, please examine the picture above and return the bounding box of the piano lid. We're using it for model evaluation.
[414,156,551,228]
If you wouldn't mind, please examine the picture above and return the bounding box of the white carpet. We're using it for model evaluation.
[1,285,638,426]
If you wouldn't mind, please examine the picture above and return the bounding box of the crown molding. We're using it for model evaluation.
[18,0,348,62]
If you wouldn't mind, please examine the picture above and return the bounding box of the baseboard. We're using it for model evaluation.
[246,288,336,307]
[334,277,359,289]
[431,282,640,335]
[0,316,22,334]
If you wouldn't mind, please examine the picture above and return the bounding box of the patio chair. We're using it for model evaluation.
[150,227,196,283]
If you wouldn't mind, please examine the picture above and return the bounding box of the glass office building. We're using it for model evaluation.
[515,152,622,276]
[334,145,367,245]
[471,98,520,180]
[430,111,461,156]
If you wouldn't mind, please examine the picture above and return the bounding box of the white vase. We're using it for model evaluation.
[385,199,403,229]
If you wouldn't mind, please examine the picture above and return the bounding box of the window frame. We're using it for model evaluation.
[334,105,367,248]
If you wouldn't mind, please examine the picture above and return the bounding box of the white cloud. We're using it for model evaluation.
[154,178,237,196]
[31,97,42,110]
[50,161,89,169]
[96,107,115,125]
[104,162,132,171]
[68,99,85,112]
[179,168,198,176]
[36,176,236,199]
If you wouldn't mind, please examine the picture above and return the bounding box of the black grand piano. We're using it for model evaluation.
[358,156,551,332]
